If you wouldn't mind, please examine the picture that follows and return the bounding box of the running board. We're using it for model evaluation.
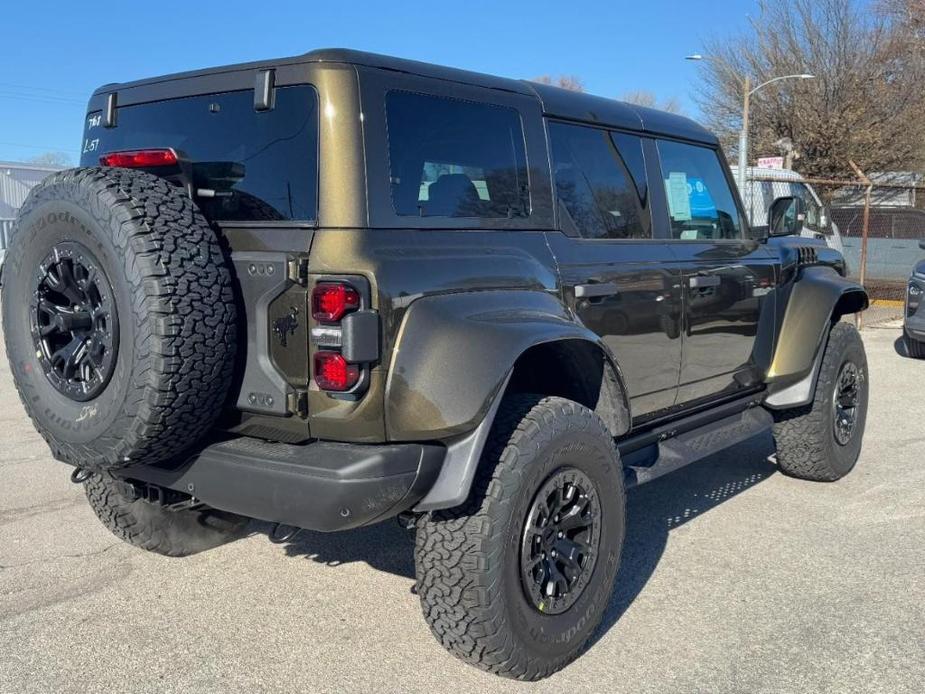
[619,399,773,489]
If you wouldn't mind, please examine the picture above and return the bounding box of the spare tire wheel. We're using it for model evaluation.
[1,167,236,469]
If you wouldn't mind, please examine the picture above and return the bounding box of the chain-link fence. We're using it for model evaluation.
[738,167,925,329]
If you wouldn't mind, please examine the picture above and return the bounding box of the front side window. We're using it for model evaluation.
[549,122,649,239]
[82,86,318,222]
[385,91,529,218]
[657,140,744,240]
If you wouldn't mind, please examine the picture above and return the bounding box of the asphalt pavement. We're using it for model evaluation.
[1,324,923,694]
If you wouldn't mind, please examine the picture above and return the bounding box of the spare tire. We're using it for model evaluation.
[1,167,236,469]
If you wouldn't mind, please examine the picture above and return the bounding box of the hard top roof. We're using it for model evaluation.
[92,48,716,144]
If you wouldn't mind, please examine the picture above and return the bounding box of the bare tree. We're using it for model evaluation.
[694,0,925,179]
[620,90,684,114]
[531,75,585,92]
[28,151,71,167]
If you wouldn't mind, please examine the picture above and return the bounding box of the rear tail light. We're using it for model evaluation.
[99,149,178,168]
[314,351,360,392]
[310,280,367,393]
[312,283,360,323]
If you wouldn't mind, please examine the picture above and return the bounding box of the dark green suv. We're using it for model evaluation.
[1,50,870,680]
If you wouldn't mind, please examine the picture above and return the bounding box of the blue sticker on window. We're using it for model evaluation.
[687,177,717,218]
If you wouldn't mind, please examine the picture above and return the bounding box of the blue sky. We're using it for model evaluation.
[0,0,757,164]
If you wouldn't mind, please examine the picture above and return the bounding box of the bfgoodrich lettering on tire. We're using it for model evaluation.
[1,167,236,469]
[414,395,625,680]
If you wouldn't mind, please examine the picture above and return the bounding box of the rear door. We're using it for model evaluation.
[655,139,777,405]
[544,122,683,419]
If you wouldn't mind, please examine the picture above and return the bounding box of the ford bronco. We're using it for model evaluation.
[1,50,869,680]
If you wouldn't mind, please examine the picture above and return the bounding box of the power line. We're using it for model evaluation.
[0,92,85,106]
[0,82,88,97]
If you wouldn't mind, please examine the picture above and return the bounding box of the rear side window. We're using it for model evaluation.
[81,86,318,222]
[385,91,529,218]
[657,140,743,240]
[548,122,649,239]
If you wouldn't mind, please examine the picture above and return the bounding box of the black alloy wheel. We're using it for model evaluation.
[30,241,119,401]
[832,360,861,446]
[519,467,601,615]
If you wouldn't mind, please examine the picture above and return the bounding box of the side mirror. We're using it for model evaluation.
[919,239,925,250]
[768,196,807,237]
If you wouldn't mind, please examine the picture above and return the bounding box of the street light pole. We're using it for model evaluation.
[738,74,750,195]
[684,55,813,193]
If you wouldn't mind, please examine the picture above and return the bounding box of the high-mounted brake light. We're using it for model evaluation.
[312,283,360,323]
[314,351,360,392]
[99,149,178,168]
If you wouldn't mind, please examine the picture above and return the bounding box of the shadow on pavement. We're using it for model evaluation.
[265,517,416,579]
[590,430,776,646]
[267,431,778,638]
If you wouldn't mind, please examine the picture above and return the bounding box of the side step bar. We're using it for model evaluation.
[619,394,773,489]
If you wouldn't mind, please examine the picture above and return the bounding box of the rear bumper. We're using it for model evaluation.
[123,436,445,532]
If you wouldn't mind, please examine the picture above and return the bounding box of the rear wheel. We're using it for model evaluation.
[414,395,624,680]
[84,472,249,557]
[772,322,868,481]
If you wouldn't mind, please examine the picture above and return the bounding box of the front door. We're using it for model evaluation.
[654,138,778,404]
[545,122,683,419]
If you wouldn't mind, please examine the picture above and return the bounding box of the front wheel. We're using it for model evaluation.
[414,395,625,680]
[772,322,869,481]
[905,331,925,359]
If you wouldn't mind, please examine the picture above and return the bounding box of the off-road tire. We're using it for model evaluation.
[415,395,625,681]
[84,472,249,556]
[772,322,868,481]
[904,331,925,359]
[1,167,236,469]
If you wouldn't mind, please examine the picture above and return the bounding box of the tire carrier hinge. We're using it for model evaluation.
[287,256,309,286]
[287,389,309,417]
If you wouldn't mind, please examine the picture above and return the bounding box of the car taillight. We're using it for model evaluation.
[314,351,360,391]
[312,283,360,322]
[99,149,178,168]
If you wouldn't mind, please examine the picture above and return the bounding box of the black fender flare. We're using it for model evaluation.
[764,266,868,408]
[382,290,630,511]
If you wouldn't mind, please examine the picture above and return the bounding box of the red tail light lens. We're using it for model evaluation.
[312,283,360,322]
[99,149,178,168]
[314,351,360,391]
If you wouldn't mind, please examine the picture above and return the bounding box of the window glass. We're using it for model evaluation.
[790,182,828,232]
[549,122,649,239]
[385,91,529,218]
[81,87,318,222]
[657,140,743,240]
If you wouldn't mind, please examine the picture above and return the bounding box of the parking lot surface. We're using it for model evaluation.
[1,325,923,694]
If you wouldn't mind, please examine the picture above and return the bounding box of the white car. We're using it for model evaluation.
[731,166,845,256]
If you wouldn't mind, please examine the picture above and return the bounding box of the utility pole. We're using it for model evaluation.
[737,75,750,194]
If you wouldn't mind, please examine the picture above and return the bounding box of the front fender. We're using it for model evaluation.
[764,266,867,408]
[385,290,626,441]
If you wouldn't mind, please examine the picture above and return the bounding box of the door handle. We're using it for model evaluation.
[575,282,619,299]
[688,275,721,289]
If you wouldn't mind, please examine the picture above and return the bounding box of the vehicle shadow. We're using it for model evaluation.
[260,517,417,579]
[589,430,776,647]
[267,430,778,640]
